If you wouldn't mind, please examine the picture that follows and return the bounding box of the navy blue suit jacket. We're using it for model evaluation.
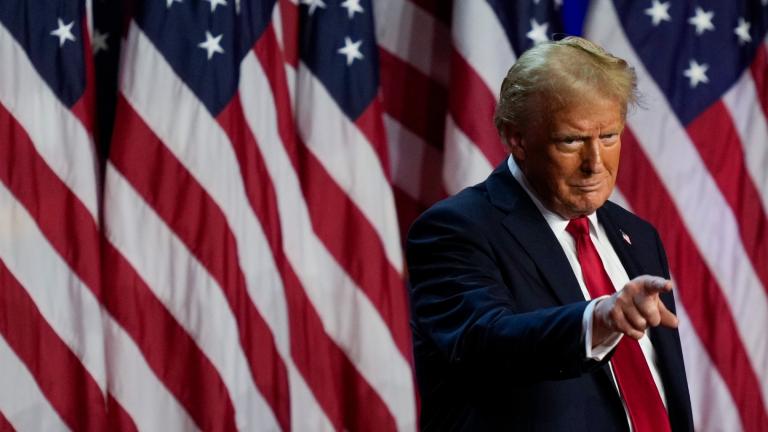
[406,163,694,431]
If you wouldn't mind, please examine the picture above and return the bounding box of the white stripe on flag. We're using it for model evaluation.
[384,113,444,204]
[676,303,744,432]
[104,165,280,431]
[295,62,404,273]
[0,182,106,392]
[0,22,99,218]
[103,314,200,432]
[586,0,768,408]
[0,335,69,432]
[373,0,450,85]
[240,52,417,431]
[722,66,768,214]
[451,0,516,99]
[442,115,494,194]
[118,23,333,430]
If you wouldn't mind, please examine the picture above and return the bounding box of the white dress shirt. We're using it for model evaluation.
[507,157,667,423]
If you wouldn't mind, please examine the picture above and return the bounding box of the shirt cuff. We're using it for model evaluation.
[582,296,623,360]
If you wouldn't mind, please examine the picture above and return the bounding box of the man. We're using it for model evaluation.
[406,37,694,431]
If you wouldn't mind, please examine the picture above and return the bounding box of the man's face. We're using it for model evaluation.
[510,96,624,219]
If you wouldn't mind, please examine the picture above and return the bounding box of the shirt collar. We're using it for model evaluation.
[507,155,599,236]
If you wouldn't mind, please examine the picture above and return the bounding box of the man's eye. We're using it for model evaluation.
[562,138,582,145]
[601,134,619,144]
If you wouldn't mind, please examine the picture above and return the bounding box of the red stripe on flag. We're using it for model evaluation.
[750,44,768,122]
[254,25,413,358]
[686,101,768,294]
[448,49,507,167]
[355,99,392,180]
[379,48,446,149]
[278,0,299,68]
[619,128,768,432]
[107,394,139,432]
[218,95,399,432]
[393,185,430,242]
[109,96,292,431]
[0,104,100,294]
[0,259,110,431]
[70,19,97,136]
[101,239,238,432]
[0,410,14,432]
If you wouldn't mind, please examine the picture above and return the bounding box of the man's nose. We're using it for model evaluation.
[580,139,603,173]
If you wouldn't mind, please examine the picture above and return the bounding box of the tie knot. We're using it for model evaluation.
[566,216,590,238]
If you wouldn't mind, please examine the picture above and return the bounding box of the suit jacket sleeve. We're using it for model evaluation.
[407,202,607,385]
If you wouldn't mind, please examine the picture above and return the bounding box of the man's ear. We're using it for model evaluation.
[504,127,526,161]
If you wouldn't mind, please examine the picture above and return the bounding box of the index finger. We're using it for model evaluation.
[633,275,674,294]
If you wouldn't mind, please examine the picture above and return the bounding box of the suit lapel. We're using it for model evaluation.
[485,163,585,305]
[597,208,642,279]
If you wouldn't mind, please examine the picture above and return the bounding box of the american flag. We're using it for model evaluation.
[0,0,766,431]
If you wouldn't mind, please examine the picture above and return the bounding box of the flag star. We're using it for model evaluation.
[205,0,227,12]
[734,17,752,44]
[340,0,364,19]
[554,0,563,10]
[687,7,714,35]
[165,0,182,8]
[526,18,549,45]
[683,59,709,88]
[338,36,364,66]
[300,0,326,15]
[50,18,76,47]
[92,29,109,54]
[645,0,671,26]
[198,31,225,60]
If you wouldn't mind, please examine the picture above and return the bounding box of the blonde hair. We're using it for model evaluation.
[493,36,638,136]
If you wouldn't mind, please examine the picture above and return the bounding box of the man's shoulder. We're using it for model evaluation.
[409,182,499,233]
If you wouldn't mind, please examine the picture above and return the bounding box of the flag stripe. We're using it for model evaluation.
[108,97,291,431]
[240,44,417,430]
[101,307,199,432]
[105,395,139,432]
[69,20,96,136]
[105,164,282,431]
[442,115,494,194]
[722,61,768,216]
[294,61,405,274]
[384,114,446,205]
[0,102,101,296]
[254,30,411,355]
[0,22,99,218]
[373,0,450,86]
[676,303,744,432]
[354,99,392,180]
[0,259,109,431]
[379,48,446,149]
[0,117,107,391]
[751,42,768,120]
[447,49,507,168]
[0,334,69,432]
[218,95,395,432]
[101,237,238,431]
[685,102,768,293]
[450,0,516,95]
[0,410,15,432]
[618,128,768,431]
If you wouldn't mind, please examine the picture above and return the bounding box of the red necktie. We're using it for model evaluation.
[566,216,671,432]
